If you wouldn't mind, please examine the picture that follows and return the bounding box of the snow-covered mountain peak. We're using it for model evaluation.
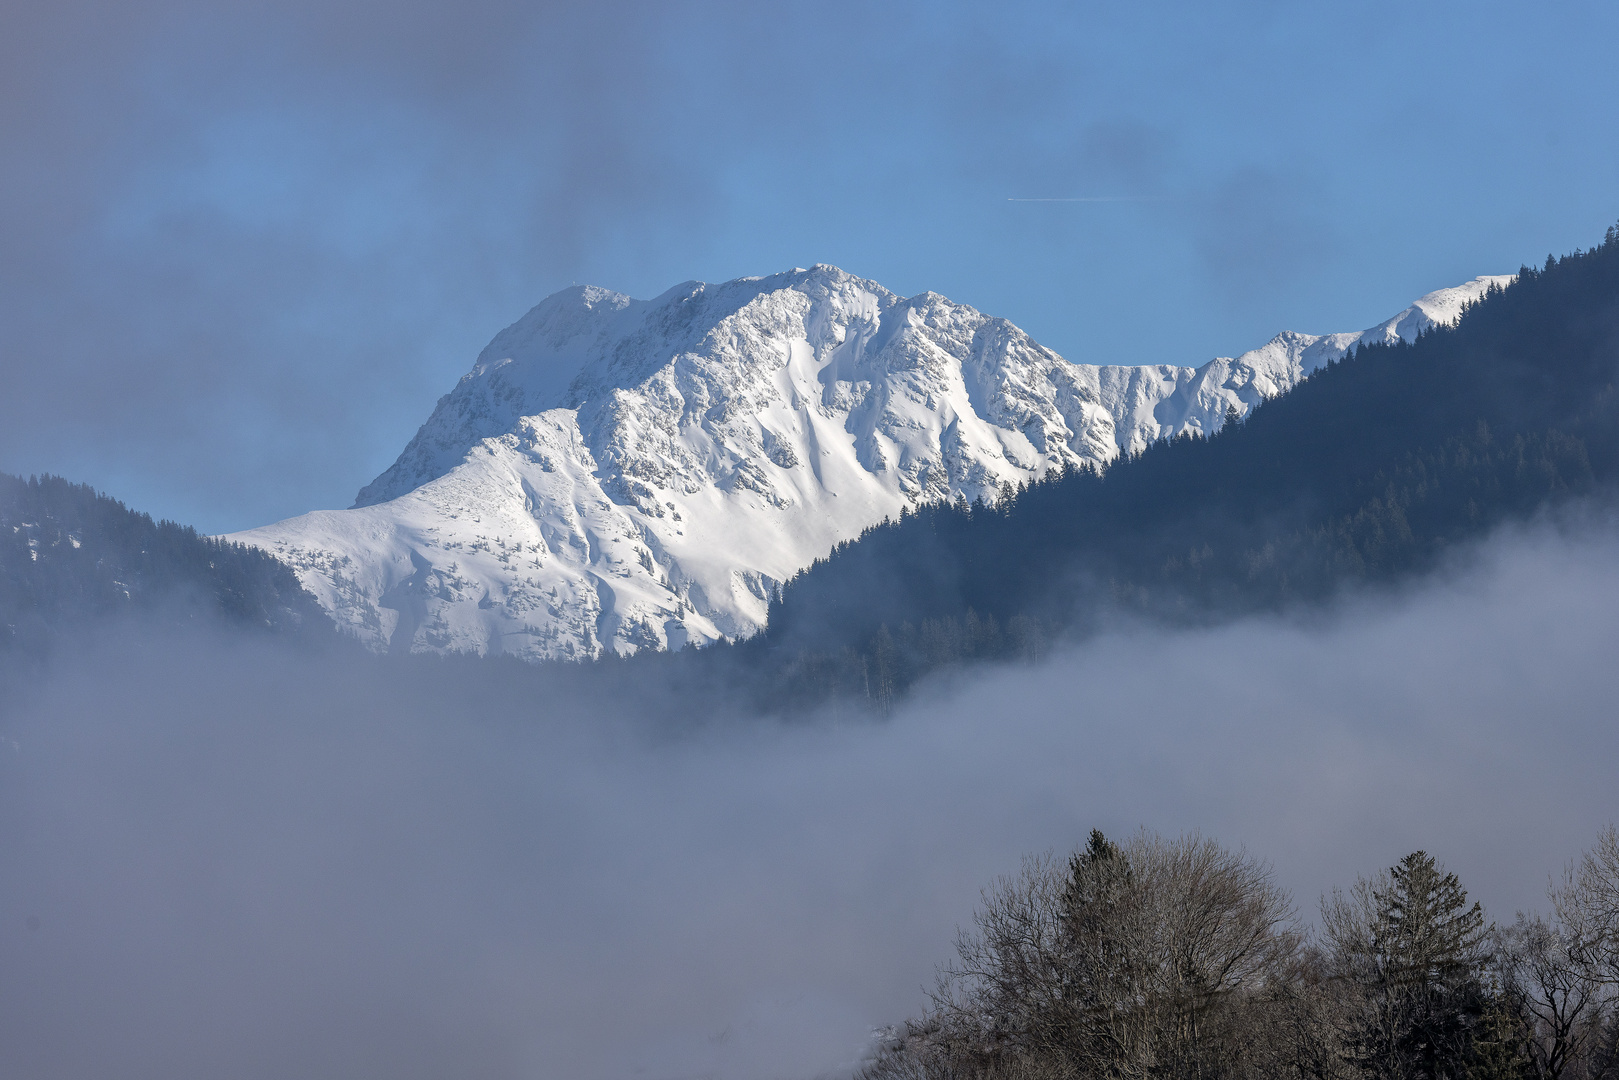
[236,269,1510,661]
[355,265,908,508]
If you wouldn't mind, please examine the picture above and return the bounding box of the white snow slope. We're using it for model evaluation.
[229,266,1511,660]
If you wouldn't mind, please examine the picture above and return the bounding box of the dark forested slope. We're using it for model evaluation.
[0,474,330,651]
[743,228,1619,702]
[12,227,1619,714]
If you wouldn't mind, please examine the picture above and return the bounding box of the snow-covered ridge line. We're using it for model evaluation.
[229,267,1511,661]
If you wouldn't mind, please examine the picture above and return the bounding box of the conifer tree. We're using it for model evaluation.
[1325,852,1492,1080]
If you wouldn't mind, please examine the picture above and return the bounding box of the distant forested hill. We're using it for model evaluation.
[0,474,331,652]
[739,226,1619,705]
[11,224,1618,715]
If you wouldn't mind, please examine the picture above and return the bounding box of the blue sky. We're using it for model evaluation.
[2,0,1617,533]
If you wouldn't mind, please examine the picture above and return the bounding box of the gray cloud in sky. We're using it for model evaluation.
[1,510,1615,1078]
[2,0,1617,537]
[0,0,740,530]
[1193,166,1342,301]
[3,7,1618,1076]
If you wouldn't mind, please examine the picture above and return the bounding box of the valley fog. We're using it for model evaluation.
[1,514,1616,1080]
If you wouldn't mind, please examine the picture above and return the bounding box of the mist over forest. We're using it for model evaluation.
[5,4,1619,1073]
[2,508,1616,1079]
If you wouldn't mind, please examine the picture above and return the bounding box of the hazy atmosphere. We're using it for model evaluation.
[4,513,1617,1078]
[3,0,1618,532]
[5,3,1619,1078]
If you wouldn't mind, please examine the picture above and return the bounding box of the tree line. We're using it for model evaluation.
[725,226,1619,710]
[864,827,1619,1080]
[12,225,1619,721]
[0,472,331,652]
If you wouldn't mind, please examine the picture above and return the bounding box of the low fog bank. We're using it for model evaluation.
[2,513,1618,1079]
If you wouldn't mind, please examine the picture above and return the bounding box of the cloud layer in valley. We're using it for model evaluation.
[1,511,1616,1079]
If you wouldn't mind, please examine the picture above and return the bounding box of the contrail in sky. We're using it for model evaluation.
[1006,196,1165,202]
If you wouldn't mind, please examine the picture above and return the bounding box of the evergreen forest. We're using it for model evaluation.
[705,227,1619,708]
[0,473,332,652]
[9,227,1619,718]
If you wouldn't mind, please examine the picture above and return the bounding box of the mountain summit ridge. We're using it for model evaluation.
[230,266,1509,660]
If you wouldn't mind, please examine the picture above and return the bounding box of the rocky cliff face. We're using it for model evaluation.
[229,266,1509,660]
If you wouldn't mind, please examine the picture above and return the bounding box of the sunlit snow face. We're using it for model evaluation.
[7,0,1614,538]
[228,268,1500,665]
[2,512,1616,1079]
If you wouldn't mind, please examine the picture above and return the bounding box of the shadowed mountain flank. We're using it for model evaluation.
[230,266,1503,660]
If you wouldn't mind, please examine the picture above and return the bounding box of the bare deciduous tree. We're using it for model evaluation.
[863,830,1296,1080]
[1492,913,1607,1080]
[1558,826,1619,986]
